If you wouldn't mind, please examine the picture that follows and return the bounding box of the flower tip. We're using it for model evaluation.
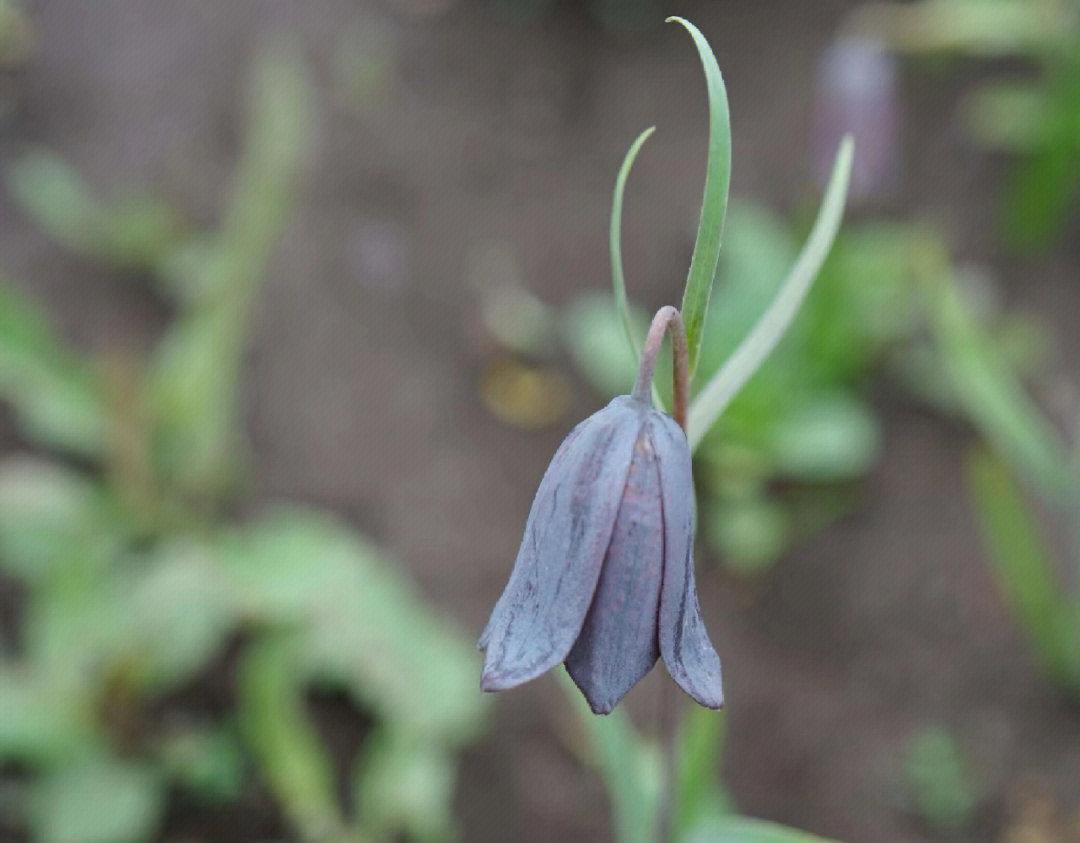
[479,669,506,693]
[699,687,725,710]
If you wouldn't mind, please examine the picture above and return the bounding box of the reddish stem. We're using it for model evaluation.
[632,305,690,432]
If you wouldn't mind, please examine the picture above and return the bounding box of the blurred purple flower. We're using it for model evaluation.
[814,35,903,206]
[479,393,723,714]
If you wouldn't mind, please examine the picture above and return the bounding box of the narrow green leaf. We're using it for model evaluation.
[210,35,319,311]
[147,39,319,500]
[237,635,346,841]
[668,17,732,377]
[0,283,110,458]
[610,126,655,359]
[966,448,1076,685]
[687,136,854,451]
[930,273,1078,507]
[674,705,734,837]
[559,673,663,843]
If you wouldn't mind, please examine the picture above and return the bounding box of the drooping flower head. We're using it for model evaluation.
[479,307,723,714]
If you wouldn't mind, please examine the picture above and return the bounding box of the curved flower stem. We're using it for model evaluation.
[632,306,690,433]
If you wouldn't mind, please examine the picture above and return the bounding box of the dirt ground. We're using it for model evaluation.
[3,2,1080,842]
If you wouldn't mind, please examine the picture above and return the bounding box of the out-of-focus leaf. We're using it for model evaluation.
[353,727,457,843]
[695,441,773,500]
[561,672,664,843]
[204,35,319,309]
[1002,134,1080,252]
[6,150,183,272]
[0,283,110,458]
[481,283,559,358]
[23,565,136,682]
[704,496,790,574]
[960,81,1053,152]
[148,308,245,500]
[156,722,246,803]
[967,448,1080,687]
[668,17,732,376]
[766,392,880,482]
[147,40,319,500]
[154,234,221,306]
[101,192,185,270]
[862,0,1069,56]
[0,666,98,765]
[800,224,920,385]
[929,275,1078,507]
[562,291,650,398]
[31,757,166,843]
[0,0,35,65]
[902,727,979,835]
[6,150,105,255]
[0,456,121,582]
[224,506,488,742]
[680,814,840,843]
[237,635,345,841]
[125,539,243,694]
[674,706,733,837]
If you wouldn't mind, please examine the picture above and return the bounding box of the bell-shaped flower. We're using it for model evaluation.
[479,386,723,714]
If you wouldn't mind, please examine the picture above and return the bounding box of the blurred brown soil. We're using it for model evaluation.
[3,2,1080,842]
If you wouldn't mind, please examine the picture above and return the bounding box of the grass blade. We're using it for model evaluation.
[668,16,732,378]
[610,126,655,360]
[687,136,854,451]
[966,448,1078,687]
[928,269,1079,508]
[558,673,662,843]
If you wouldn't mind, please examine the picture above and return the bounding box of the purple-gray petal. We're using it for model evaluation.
[478,421,586,652]
[480,397,645,692]
[566,429,664,714]
[651,412,724,710]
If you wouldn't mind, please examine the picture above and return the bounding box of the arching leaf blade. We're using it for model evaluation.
[688,136,854,451]
[668,16,732,378]
[610,126,655,359]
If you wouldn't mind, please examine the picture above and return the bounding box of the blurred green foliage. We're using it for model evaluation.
[863,0,1080,250]
[900,726,980,836]
[561,675,838,843]
[0,37,486,843]
[562,206,1050,573]
[908,220,1080,697]
[968,448,1080,695]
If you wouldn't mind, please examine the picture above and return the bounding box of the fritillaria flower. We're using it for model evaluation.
[479,307,723,714]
